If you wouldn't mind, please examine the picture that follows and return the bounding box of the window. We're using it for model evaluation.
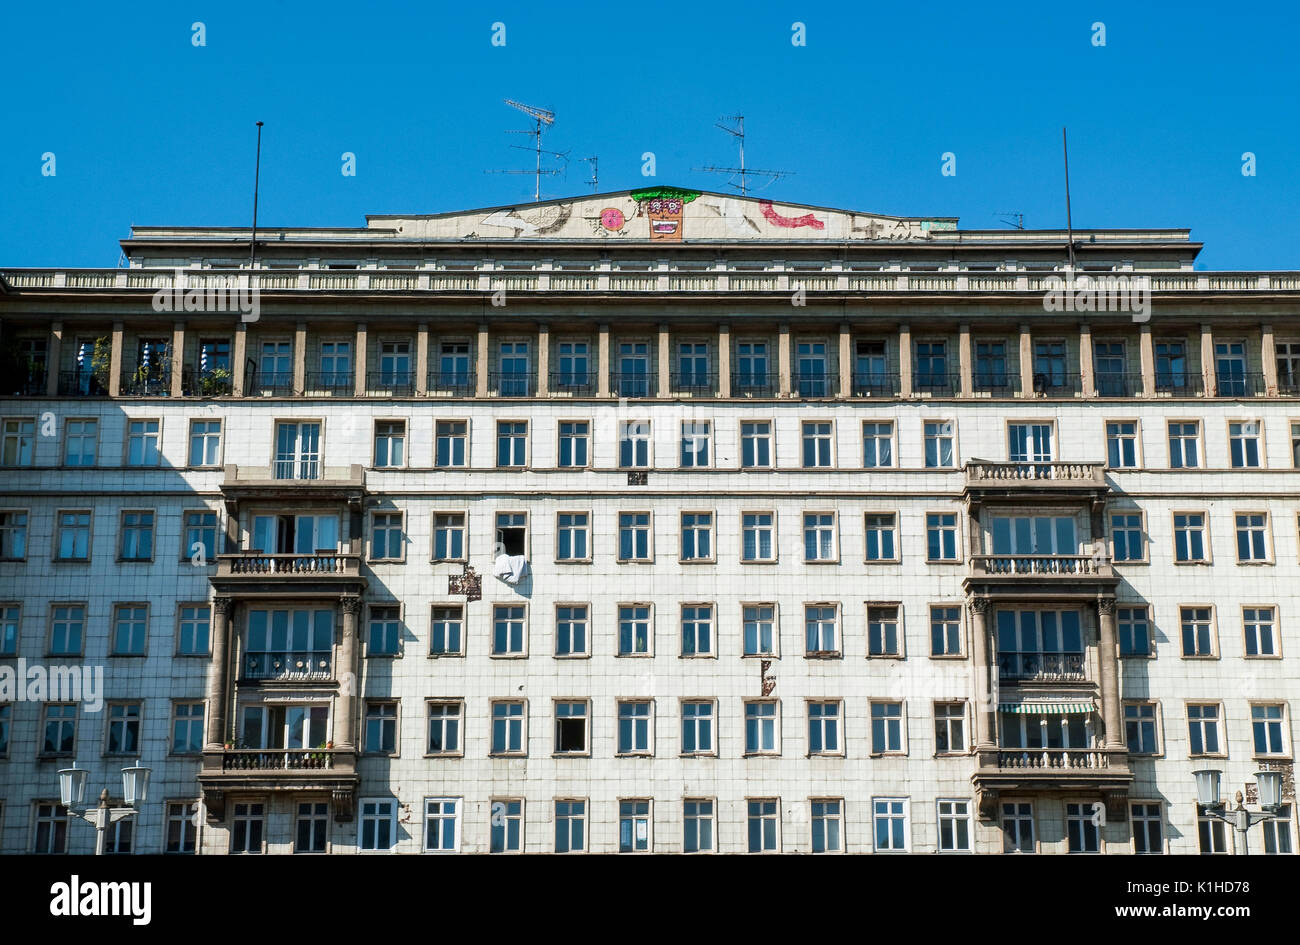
[1215,341,1247,395]
[873,798,909,852]
[119,511,154,561]
[435,421,468,467]
[1118,607,1151,656]
[1124,702,1159,754]
[1293,422,1300,468]
[616,342,649,397]
[736,342,769,390]
[856,340,889,393]
[862,421,894,467]
[1065,803,1101,853]
[373,420,406,468]
[1180,607,1216,657]
[1,604,18,657]
[362,702,398,755]
[64,419,98,466]
[490,701,525,755]
[680,421,710,467]
[259,341,292,390]
[924,421,955,467]
[367,607,401,656]
[48,605,84,656]
[931,606,962,656]
[496,421,527,467]
[436,343,471,390]
[801,421,833,467]
[1155,341,1190,390]
[808,701,841,755]
[1235,512,1270,562]
[555,800,586,853]
[433,513,466,561]
[618,800,651,852]
[490,799,523,853]
[1111,512,1145,562]
[935,703,966,754]
[426,701,462,754]
[619,420,650,468]
[166,802,199,854]
[871,701,904,754]
[926,512,959,561]
[495,510,527,558]
[681,701,714,754]
[741,421,772,468]
[1173,513,1207,562]
[811,800,843,853]
[1002,802,1035,853]
[865,513,898,561]
[430,606,463,656]
[359,799,397,852]
[1198,807,1228,854]
[744,701,778,755]
[681,512,712,561]
[379,340,413,389]
[990,515,1078,556]
[1094,342,1128,395]
[496,341,530,396]
[556,605,589,657]
[938,799,973,852]
[617,701,652,755]
[743,605,776,656]
[915,341,949,391]
[42,703,76,755]
[1262,806,1293,855]
[56,511,91,561]
[994,609,1085,681]
[1252,704,1287,756]
[0,511,28,560]
[618,604,651,656]
[1244,607,1277,657]
[319,340,351,388]
[1280,342,1300,392]
[975,341,1009,392]
[1008,423,1053,463]
[492,605,526,656]
[1188,704,1223,756]
[558,421,589,468]
[273,421,320,480]
[106,702,141,755]
[33,803,69,854]
[295,802,329,854]
[1168,421,1200,468]
[1131,803,1164,854]
[1106,421,1138,468]
[684,800,715,853]
[867,605,901,656]
[1228,421,1262,468]
[171,702,204,754]
[618,512,652,562]
[556,512,589,561]
[187,420,220,467]
[796,341,829,396]
[747,799,779,853]
[370,512,403,562]
[741,512,775,562]
[556,342,590,389]
[112,604,148,655]
[803,513,836,562]
[681,604,713,656]
[1,418,35,467]
[183,510,218,563]
[554,700,589,754]
[422,798,460,852]
[126,419,161,467]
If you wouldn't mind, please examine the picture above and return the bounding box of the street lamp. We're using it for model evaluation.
[56,763,152,855]
[1192,768,1283,855]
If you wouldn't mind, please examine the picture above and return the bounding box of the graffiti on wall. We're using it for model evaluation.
[630,187,701,242]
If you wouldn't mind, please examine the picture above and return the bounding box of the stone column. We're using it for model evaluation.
[415,323,429,395]
[205,597,234,749]
[475,324,489,397]
[232,323,247,396]
[957,323,972,397]
[898,324,912,396]
[838,323,852,398]
[969,597,996,748]
[657,324,670,397]
[717,323,731,397]
[777,323,791,396]
[1261,323,1277,395]
[1079,323,1095,396]
[1096,597,1122,748]
[1138,324,1154,396]
[1200,324,1216,396]
[536,323,550,396]
[293,322,307,395]
[354,323,368,396]
[171,321,186,397]
[597,324,610,397]
[108,322,124,396]
[336,597,361,750]
[1018,324,1033,397]
[47,322,62,396]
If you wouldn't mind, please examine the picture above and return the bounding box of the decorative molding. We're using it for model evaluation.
[213,596,234,617]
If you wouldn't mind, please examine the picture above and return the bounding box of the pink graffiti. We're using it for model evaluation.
[600,208,625,230]
[759,201,825,230]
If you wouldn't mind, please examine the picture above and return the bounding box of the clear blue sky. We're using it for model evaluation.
[1,0,1295,269]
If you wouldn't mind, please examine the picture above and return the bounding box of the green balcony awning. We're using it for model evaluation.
[998,702,1094,714]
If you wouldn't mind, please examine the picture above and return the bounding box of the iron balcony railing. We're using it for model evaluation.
[303,371,353,395]
[427,370,475,394]
[912,371,960,394]
[244,370,294,395]
[221,748,338,770]
[852,371,900,396]
[57,371,109,396]
[1094,372,1141,397]
[242,650,333,681]
[1213,371,1264,397]
[997,651,1087,681]
[610,372,655,397]
[549,371,595,396]
[731,372,778,397]
[1153,371,1205,395]
[366,370,415,395]
[184,369,234,396]
[670,371,717,395]
[1028,372,1082,397]
[488,371,536,397]
[792,372,839,398]
[119,370,172,396]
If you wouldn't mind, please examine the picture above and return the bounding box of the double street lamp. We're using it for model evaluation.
[1193,768,1283,855]
[57,763,152,855]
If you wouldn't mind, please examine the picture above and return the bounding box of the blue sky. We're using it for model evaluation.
[1,0,1295,268]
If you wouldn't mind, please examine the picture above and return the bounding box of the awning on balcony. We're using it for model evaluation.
[998,701,1094,714]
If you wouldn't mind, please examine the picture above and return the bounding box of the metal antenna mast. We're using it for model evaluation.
[995,210,1024,229]
[694,115,792,195]
[581,156,598,192]
[1063,127,1076,271]
[484,99,566,202]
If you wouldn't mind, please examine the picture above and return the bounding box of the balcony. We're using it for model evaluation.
[852,371,900,397]
[489,371,536,397]
[427,370,475,396]
[792,372,838,398]
[199,747,358,821]
[972,746,1133,820]
[967,553,1117,600]
[971,372,1019,397]
[912,371,960,396]
[219,553,361,578]
[3,367,46,396]
[58,370,109,396]
[610,372,655,398]
[1028,372,1082,397]
[1153,372,1204,396]
[183,368,234,396]
[366,370,415,396]
[1094,372,1141,397]
[303,370,353,395]
[964,462,1108,507]
[670,371,716,396]
[119,369,172,396]
[549,371,595,396]
[244,370,294,396]
[221,748,340,770]
[997,651,1087,682]
[731,372,777,397]
[1212,371,1264,397]
[972,555,1113,578]
[242,649,333,681]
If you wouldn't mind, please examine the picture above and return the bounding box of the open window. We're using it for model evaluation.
[251,513,340,554]
[555,702,588,753]
[496,512,527,557]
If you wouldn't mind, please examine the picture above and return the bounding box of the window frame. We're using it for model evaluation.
[124,417,163,468]
[925,510,961,562]
[801,510,839,564]
[680,699,717,757]
[740,510,778,563]
[864,510,900,563]
[679,510,715,564]
[615,699,655,757]
[495,419,530,469]
[1225,418,1265,470]
[1186,701,1227,759]
[1178,604,1219,659]
[357,798,398,854]
[553,698,591,756]
[616,602,654,657]
[490,603,528,659]
[1250,702,1290,759]
[739,419,774,470]
[616,510,654,563]
[117,509,156,562]
[110,602,150,657]
[1122,700,1163,756]
[555,510,592,563]
[363,699,400,756]
[554,602,591,659]
[368,509,406,563]
[425,699,464,757]
[680,602,715,658]
[1109,509,1148,565]
[53,509,93,563]
[1242,605,1281,659]
[806,699,844,757]
[929,603,965,658]
[1171,510,1211,565]
[434,419,470,468]
[1103,418,1142,469]
[1233,510,1273,564]
[871,796,911,853]
[800,419,835,469]
[866,602,905,658]
[742,699,781,756]
[186,418,223,469]
[429,604,465,658]
[489,699,528,757]
[556,419,591,469]
[431,510,468,563]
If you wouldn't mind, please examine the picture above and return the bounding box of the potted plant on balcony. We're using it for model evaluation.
[200,366,232,396]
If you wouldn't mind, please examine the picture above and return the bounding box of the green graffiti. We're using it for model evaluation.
[630,187,701,203]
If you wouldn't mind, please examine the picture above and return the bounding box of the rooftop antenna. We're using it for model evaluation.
[581,156,599,192]
[249,121,264,269]
[694,115,792,195]
[485,99,566,202]
[995,210,1024,229]
[1063,126,1075,271]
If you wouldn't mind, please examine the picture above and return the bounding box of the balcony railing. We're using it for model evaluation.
[242,650,332,680]
[971,372,1019,396]
[1212,371,1264,397]
[1153,372,1204,395]
[549,371,595,396]
[610,372,655,397]
[427,370,475,395]
[852,371,900,396]
[997,651,1087,681]
[1028,372,1082,397]
[245,370,294,395]
[731,372,778,397]
[792,372,838,398]
[57,371,109,396]
[1094,372,1141,397]
[5,368,47,396]
[972,555,1110,576]
[366,370,415,395]
[912,371,960,395]
[303,371,353,395]
[119,370,172,396]
[183,369,234,396]
[966,461,1106,484]
[996,749,1110,770]
[670,371,716,395]
[489,371,536,397]
[221,553,357,575]
[221,748,338,770]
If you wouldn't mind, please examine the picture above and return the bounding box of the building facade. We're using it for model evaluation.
[0,188,1297,854]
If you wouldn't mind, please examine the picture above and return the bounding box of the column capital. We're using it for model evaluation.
[1097,597,1117,616]
[213,596,235,617]
[969,596,991,616]
[340,596,363,616]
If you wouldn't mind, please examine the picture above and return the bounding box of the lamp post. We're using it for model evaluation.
[57,763,152,855]
[1193,768,1283,855]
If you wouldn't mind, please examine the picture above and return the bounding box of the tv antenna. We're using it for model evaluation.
[694,115,792,195]
[995,210,1024,229]
[580,156,598,192]
[485,99,567,202]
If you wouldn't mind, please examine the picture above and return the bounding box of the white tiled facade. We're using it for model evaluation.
[1,189,1297,854]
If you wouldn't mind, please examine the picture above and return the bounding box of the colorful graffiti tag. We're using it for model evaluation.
[630,187,701,242]
[759,200,825,230]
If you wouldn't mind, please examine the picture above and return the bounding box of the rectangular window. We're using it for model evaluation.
[126,419,161,467]
[166,802,199,854]
[684,799,715,853]
[1243,607,1277,657]
[1198,807,1228,854]
[741,512,775,562]
[1124,702,1159,754]
[378,340,413,390]
[373,420,406,468]
[867,605,901,656]
[0,511,28,560]
[1188,704,1222,756]
[556,605,589,657]
[741,421,772,468]
[273,421,320,480]
[1008,423,1053,463]
[1173,513,1207,562]
[744,701,778,755]
[865,513,898,561]
[187,420,220,467]
[426,701,462,754]
[796,341,829,397]
[490,701,525,755]
[183,510,218,563]
[743,605,776,656]
[1106,421,1138,468]
[558,421,589,468]
[924,421,955,468]
[171,702,204,754]
[681,604,713,656]
[1131,803,1164,854]
[358,799,397,852]
[1229,421,1262,468]
[617,701,652,755]
[555,800,586,853]
[811,799,843,853]
[618,512,652,562]
[1235,512,1270,562]
[106,702,142,755]
[436,343,471,391]
[556,341,590,389]
[975,341,1009,392]
[1,418,35,467]
[1111,512,1145,562]
[364,702,398,754]
[119,511,154,561]
[915,341,949,391]
[56,511,91,561]
[32,803,68,854]
[496,421,527,467]
[1180,607,1216,657]
[1252,704,1287,756]
[435,421,467,468]
[747,799,779,853]
[681,701,714,755]
[1168,421,1200,468]
[873,798,909,852]
[42,703,76,755]
[803,512,836,562]
[1,604,18,657]
[990,515,1078,555]
[680,421,710,467]
[366,607,401,656]
[556,512,589,561]
[1118,607,1151,657]
[871,701,904,754]
[369,512,403,562]
[938,799,973,852]
[1263,807,1293,854]
[619,800,651,852]
[423,798,460,852]
[856,340,889,394]
[111,604,148,655]
[1002,802,1035,853]
[801,421,833,468]
[430,606,463,657]
[736,342,770,391]
[808,701,841,755]
[935,702,966,754]
[618,604,651,656]
[1066,802,1101,853]
[1155,341,1189,391]
[619,421,650,468]
[862,421,894,468]
[295,802,329,854]
[492,605,526,656]
[433,513,466,561]
[490,799,523,853]
[681,512,712,561]
[319,340,352,388]
[64,419,98,467]
[48,605,84,656]
[554,701,588,754]
[931,606,962,656]
[926,512,959,561]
